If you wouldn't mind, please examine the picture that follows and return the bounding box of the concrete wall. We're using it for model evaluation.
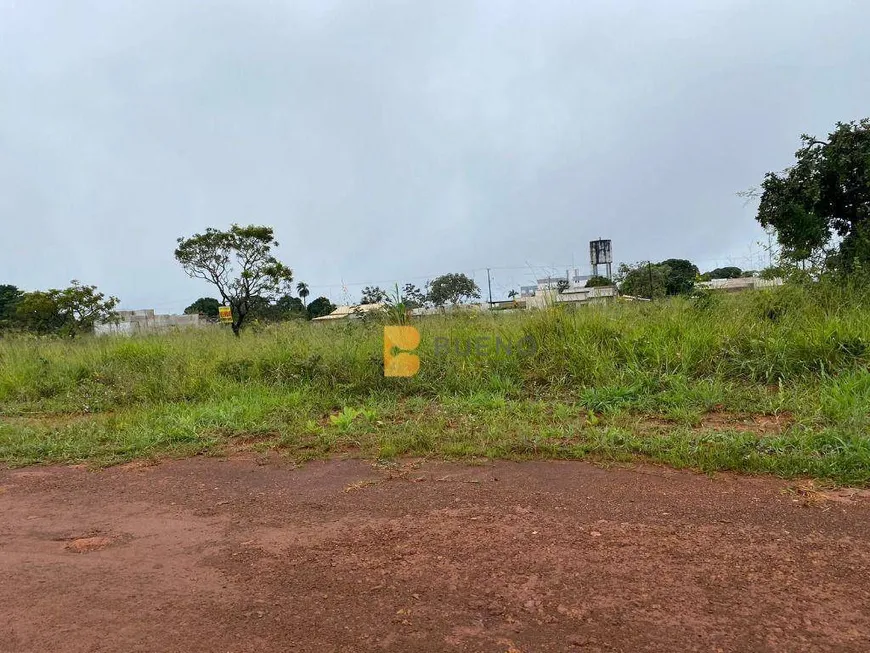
[695,278,784,292]
[524,286,617,309]
[95,310,206,336]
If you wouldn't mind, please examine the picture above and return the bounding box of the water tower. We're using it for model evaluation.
[589,239,613,279]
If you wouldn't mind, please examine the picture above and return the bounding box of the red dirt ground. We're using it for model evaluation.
[1,457,869,652]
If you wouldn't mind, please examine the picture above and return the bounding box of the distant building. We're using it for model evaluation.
[95,309,203,336]
[695,277,784,292]
[520,271,592,297]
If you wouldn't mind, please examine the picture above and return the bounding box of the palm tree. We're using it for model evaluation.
[296,282,310,307]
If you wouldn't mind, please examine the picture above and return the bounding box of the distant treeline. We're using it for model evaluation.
[184,295,335,323]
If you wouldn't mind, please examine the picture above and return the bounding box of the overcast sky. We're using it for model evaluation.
[2,0,868,309]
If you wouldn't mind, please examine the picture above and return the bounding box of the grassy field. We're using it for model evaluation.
[2,281,870,484]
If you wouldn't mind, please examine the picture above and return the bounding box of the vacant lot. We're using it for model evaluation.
[2,457,869,652]
[2,285,870,650]
[2,283,870,483]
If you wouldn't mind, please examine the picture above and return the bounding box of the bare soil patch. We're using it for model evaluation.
[642,410,793,434]
[1,456,868,652]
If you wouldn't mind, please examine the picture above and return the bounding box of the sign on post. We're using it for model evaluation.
[218,306,233,324]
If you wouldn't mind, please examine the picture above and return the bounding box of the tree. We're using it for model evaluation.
[246,295,279,321]
[274,294,305,317]
[15,281,118,336]
[360,286,387,305]
[0,284,22,327]
[659,259,699,295]
[237,294,306,322]
[556,279,570,294]
[184,297,221,319]
[15,291,64,334]
[756,119,870,272]
[507,289,518,299]
[174,224,293,336]
[703,267,742,280]
[585,275,613,288]
[401,283,427,309]
[427,273,481,306]
[306,296,336,320]
[54,280,120,336]
[296,282,310,307]
[617,262,668,299]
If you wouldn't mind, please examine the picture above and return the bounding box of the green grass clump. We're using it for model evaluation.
[1,282,869,484]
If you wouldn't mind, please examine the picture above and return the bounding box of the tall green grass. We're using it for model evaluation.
[1,282,869,481]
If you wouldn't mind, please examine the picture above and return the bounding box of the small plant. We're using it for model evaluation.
[329,407,361,430]
[384,284,410,325]
[329,406,379,432]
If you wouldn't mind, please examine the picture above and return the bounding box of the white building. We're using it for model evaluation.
[520,271,593,298]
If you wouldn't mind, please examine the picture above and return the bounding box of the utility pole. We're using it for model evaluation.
[768,231,773,268]
[486,268,493,308]
[647,261,654,300]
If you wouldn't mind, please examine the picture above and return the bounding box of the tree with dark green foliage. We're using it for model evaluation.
[246,295,278,321]
[0,284,22,327]
[585,275,613,288]
[306,296,336,320]
[360,286,387,305]
[174,224,293,336]
[274,294,305,316]
[702,267,742,280]
[401,283,427,309]
[14,291,64,334]
[184,297,221,319]
[15,281,118,336]
[617,262,669,299]
[659,259,699,295]
[427,273,480,306]
[756,119,870,272]
[238,295,306,322]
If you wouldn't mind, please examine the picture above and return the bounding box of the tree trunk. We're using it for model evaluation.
[231,321,241,337]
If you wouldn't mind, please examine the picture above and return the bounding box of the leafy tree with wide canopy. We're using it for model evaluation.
[175,225,293,336]
[427,273,480,306]
[184,297,221,319]
[702,267,743,280]
[617,262,669,299]
[15,280,118,336]
[617,260,698,298]
[756,119,870,272]
[659,259,699,295]
[306,296,336,320]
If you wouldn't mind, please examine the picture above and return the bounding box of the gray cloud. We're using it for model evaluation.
[2,0,869,308]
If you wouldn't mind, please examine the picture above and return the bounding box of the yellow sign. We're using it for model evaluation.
[384,326,420,377]
[218,306,233,324]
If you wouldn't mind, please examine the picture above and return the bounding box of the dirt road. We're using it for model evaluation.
[1,457,868,652]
